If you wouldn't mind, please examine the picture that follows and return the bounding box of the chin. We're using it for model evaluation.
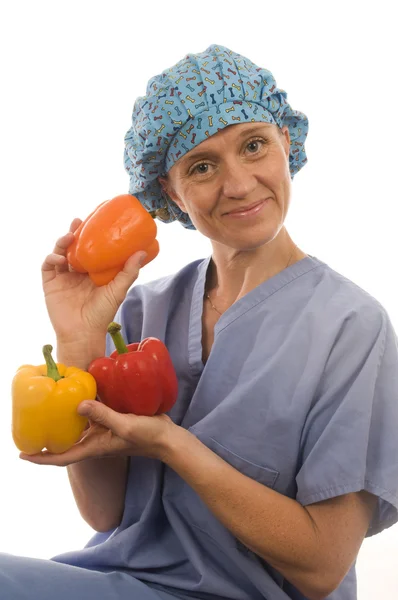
[222,222,282,251]
[219,234,279,253]
[195,212,282,251]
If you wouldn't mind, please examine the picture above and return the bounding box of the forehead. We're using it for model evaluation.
[175,122,276,165]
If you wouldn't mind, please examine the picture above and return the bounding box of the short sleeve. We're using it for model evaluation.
[296,303,398,536]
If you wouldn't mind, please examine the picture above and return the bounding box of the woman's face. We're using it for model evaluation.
[161,122,292,251]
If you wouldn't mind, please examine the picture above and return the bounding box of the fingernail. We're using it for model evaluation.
[138,252,147,267]
[78,401,92,416]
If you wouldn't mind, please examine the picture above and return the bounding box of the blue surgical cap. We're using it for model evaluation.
[124,44,309,230]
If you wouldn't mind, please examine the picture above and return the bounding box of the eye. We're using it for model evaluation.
[246,138,265,154]
[190,162,209,175]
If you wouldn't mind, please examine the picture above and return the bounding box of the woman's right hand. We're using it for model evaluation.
[42,218,147,345]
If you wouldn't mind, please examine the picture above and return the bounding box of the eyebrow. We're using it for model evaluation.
[235,124,274,139]
[180,124,273,165]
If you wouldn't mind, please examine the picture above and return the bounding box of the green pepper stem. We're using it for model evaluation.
[107,322,129,354]
[42,345,63,381]
[148,207,170,221]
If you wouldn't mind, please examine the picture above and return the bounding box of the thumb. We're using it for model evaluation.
[78,401,130,436]
[111,251,147,300]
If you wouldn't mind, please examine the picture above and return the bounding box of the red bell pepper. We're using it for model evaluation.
[88,322,178,416]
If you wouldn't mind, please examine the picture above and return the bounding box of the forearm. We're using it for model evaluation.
[164,428,327,600]
[67,456,129,532]
[58,339,129,533]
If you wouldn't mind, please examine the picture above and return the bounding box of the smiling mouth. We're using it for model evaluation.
[223,198,270,216]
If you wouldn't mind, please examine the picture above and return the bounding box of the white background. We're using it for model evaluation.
[1,1,397,597]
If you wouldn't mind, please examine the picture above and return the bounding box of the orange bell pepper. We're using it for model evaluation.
[67,194,160,286]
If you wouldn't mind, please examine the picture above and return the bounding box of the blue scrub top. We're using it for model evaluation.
[52,255,398,600]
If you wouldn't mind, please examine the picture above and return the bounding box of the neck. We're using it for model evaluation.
[205,229,307,313]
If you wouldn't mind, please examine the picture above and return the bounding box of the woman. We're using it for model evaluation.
[2,44,397,600]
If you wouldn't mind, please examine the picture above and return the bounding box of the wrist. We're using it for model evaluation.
[160,422,196,466]
[56,336,106,369]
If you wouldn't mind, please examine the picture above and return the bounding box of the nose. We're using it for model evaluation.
[220,159,257,199]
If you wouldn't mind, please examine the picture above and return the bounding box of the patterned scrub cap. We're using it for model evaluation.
[124,44,309,230]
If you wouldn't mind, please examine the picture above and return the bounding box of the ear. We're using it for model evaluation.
[158,176,188,213]
[280,126,291,158]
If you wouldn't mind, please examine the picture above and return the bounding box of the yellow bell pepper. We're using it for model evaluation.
[12,344,97,455]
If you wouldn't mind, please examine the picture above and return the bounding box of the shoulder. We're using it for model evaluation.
[302,260,398,414]
[312,259,391,339]
[298,258,397,389]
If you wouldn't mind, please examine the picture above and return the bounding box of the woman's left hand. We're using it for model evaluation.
[19,401,177,466]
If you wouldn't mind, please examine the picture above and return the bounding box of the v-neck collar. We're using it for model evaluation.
[187,254,325,376]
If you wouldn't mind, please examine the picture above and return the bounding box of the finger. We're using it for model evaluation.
[54,219,83,271]
[78,400,134,439]
[19,425,127,466]
[41,222,82,282]
[69,218,82,234]
[52,231,75,256]
[108,251,147,304]
[41,253,68,272]
[41,252,70,284]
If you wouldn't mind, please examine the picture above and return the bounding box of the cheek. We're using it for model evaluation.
[264,152,291,188]
[278,169,291,201]
[258,161,288,191]
[178,190,218,234]
[180,185,213,215]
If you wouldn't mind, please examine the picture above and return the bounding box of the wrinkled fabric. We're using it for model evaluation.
[0,552,178,600]
[49,255,398,600]
[124,44,309,229]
